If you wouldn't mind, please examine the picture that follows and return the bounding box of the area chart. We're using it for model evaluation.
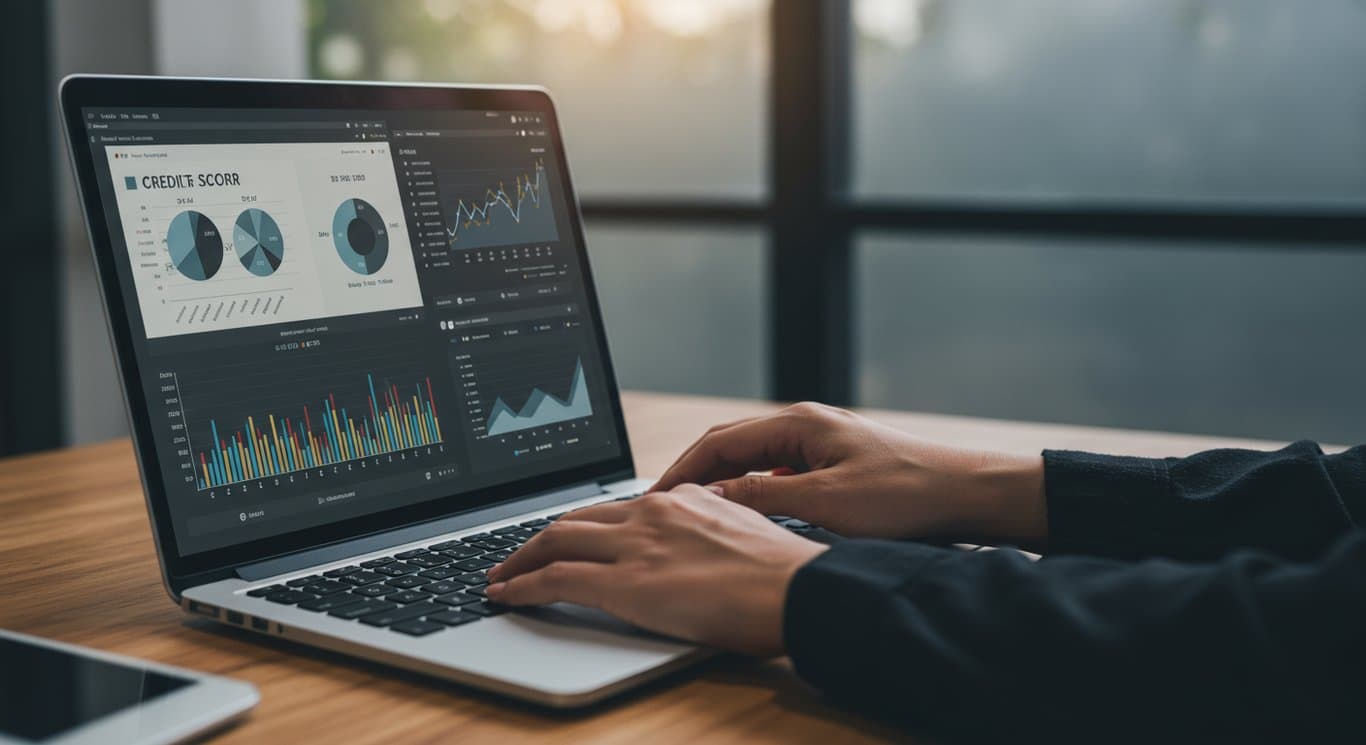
[486,358,592,437]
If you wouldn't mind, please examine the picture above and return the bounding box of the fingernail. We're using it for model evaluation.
[486,582,506,596]
[704,484,724,497]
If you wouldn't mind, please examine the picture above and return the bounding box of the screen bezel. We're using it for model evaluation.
[58,75,635,589]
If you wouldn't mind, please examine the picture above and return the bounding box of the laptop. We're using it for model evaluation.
[59,75,709,707]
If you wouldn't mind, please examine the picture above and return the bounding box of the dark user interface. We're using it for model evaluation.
[0,636,191,740]
[83,106,621,556]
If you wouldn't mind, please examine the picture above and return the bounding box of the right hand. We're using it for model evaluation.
[651,402,1047,543]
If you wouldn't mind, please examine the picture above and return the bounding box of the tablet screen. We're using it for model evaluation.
[0,636,192,741]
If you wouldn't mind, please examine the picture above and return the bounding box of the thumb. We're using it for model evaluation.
[708,471,821,516]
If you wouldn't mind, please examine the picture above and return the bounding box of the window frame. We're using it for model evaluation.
[579,0,1366,405]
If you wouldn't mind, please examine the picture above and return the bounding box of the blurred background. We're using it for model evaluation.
[5,0,1366,457]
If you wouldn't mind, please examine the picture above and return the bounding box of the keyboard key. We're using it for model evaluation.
[461,600,507,617]
[502,531,535,544]
[428,609,479,626]
[782,519,812,530]
[767,515,793,523]
[394,548,428,559]
[358,601,441,627]
[376,563,419,577]
[464,585,488,598]
[483,551,512,563]
[428,539,464,551]
[406,554,452,568]
[324,565,360,578]
[466,538,514,551]
[329,600,395,619]
[491,525,523,535]
[247,584,286,598]
[451,557,495,572]
[461,532,491,542]
[546,512,566,520]
[265,590,316,605]
[298,594,367,613]
[286,575,322,587]
[421,581,462,595]
[302,580,351,596]
[453,572,488,587]
[434,592,479,607]
[359,557,395,568]
[520,518,551,528]
[385,590,432,604]
[353,584,391,598]
[391,620,445,637]
[340,571,387,586]
[418,566,460,580]
[438,545,482,559]
[386,576,426,589]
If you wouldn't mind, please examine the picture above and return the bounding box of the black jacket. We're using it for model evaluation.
[783,441,1366,744]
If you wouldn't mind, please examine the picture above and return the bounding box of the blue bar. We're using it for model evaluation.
[247,425,261,480]
[231,444,243,482]
[210,420,224,485]
[364,419,373,456]
[426,408,438,445]
[324,400,341,463]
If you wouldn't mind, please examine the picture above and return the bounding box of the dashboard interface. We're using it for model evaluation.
[81,105,623,557]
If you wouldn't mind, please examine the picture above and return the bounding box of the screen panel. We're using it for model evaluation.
[62,79,631,578]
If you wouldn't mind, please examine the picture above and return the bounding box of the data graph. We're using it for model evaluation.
[439,160,559,250]
[192,373,443,490]
[486,358,592,436]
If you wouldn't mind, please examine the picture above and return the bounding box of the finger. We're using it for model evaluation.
[558,499,634,524]
[491,521,625,582]
[648,416,762,492]
[707,471,826,516]
[653,415,811,492]
[485,561,614,608]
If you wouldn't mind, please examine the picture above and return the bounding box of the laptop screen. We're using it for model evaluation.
[79,103,624,557]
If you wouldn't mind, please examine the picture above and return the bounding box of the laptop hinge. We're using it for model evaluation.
[235,481,606,581]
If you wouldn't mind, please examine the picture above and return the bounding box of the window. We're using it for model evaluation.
[294,0,1366,442]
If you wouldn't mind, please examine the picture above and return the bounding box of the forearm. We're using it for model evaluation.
[1045,441,1365,560]
[784,534,1366,745]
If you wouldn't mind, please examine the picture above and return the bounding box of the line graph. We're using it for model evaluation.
[438,160,559,250]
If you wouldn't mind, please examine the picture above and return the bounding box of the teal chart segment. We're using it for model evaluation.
[332,198,389,275]
[486,358,593,437]
[233,208,285,276]
[167,210,224,281]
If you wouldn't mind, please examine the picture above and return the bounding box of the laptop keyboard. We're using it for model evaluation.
[243,498,823,638]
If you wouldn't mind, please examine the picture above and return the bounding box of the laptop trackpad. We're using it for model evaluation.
[516,603,665,640]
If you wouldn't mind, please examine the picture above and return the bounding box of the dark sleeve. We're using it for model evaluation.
[1044,441,1366,561]
[784,533,1366,745]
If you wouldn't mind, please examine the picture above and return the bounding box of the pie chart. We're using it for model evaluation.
[166,210,223,281]
[233,208,285,276]
[332,198,389,275]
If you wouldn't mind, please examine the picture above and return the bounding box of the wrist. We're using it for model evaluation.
[960,452,1048,545]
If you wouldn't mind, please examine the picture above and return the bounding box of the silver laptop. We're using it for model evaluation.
[59,75,706,707]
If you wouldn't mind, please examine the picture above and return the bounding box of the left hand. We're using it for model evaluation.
[485,484,828,656]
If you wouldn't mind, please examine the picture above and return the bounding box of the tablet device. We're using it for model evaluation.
[0,628,258,745]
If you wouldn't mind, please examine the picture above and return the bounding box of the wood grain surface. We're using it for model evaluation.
[0,392,1293,744]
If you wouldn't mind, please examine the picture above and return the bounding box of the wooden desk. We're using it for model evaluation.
[0,392,1291,744]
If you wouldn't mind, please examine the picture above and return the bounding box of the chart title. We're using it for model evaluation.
[136,172,241,189]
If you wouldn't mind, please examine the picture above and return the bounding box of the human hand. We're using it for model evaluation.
[485,484,828,656]
[652,402,1047,544]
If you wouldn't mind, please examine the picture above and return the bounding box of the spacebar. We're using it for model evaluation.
[358,602,441,627]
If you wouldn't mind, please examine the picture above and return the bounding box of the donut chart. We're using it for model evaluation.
[166,210,224,281]
[332,198,389,275]
[233,208,285,276]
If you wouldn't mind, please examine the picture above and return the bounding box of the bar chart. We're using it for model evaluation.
[193,373,443,490]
